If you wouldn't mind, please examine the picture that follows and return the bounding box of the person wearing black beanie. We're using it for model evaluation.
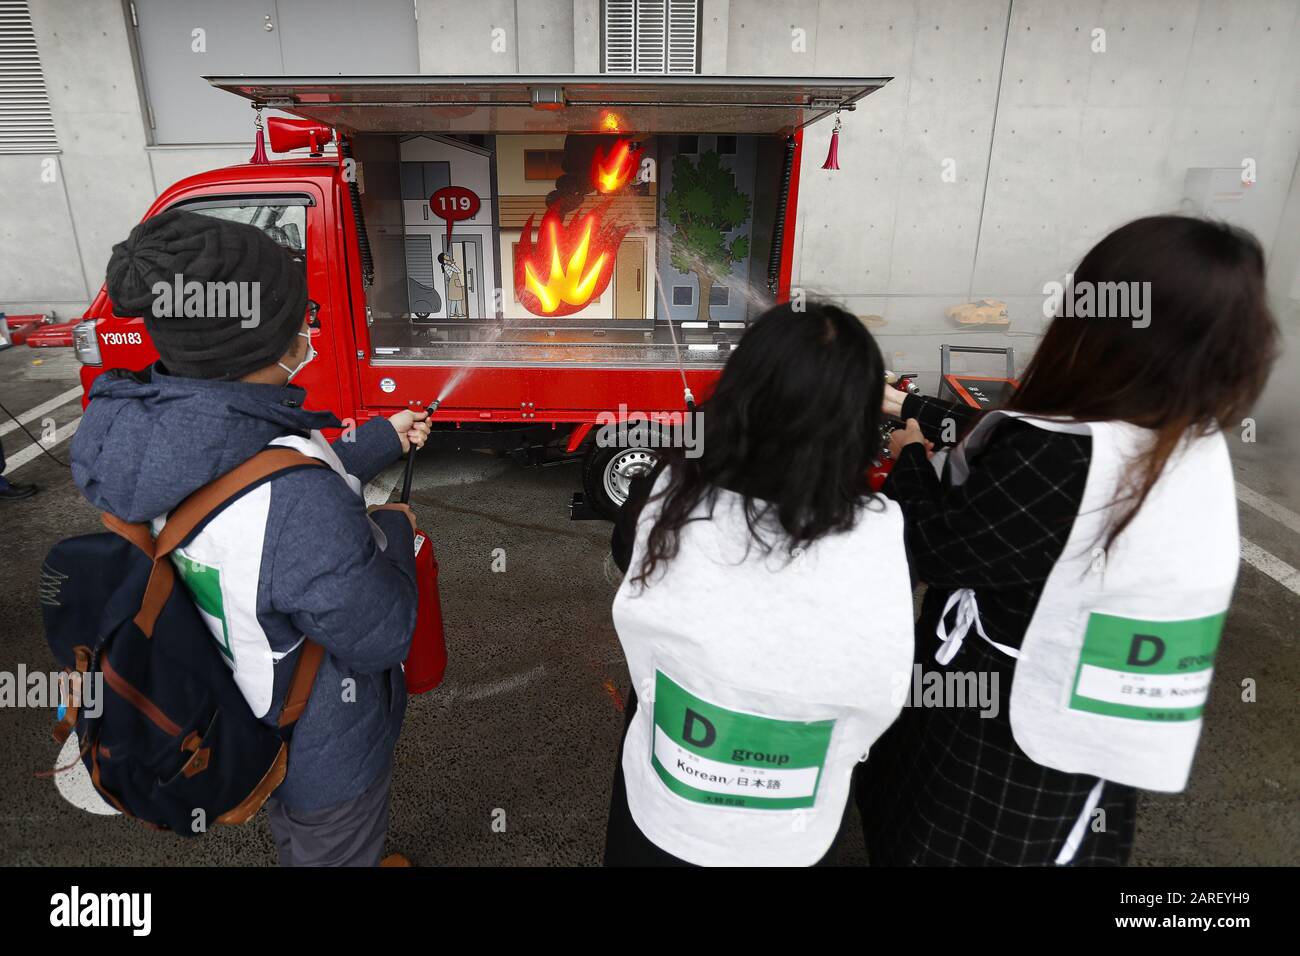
[73,209,433,867]
[105,209,308,381]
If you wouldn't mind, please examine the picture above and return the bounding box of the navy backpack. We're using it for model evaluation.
[41,448,325,835]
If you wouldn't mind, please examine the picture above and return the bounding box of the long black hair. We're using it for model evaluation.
[633,300,887,586]
[1009,215,1278,547]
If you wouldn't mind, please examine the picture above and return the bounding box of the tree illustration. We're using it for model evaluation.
[664,150,751,321]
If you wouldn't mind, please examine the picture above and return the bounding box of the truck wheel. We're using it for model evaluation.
[582,439,661,521]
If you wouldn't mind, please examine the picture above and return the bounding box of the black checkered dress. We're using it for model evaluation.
[857,395,1137,866]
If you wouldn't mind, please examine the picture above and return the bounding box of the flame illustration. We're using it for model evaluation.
[515,202,629,317]
[592,139,643,194]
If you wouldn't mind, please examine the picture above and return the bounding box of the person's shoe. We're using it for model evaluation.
[0,482,37,502]
[379,853,413,867]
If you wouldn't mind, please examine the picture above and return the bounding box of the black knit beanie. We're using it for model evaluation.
[105,209,308,380]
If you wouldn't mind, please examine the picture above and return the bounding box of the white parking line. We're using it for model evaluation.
[5,417,79,471]
[1233,482,1300,597]
[1239,537,1300,597]
[1236,482,1300,538]
[0,386,82,439]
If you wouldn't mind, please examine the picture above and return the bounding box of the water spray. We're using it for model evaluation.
[651,275,696,412]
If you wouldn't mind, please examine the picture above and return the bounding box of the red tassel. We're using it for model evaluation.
[250,127,269,165]
[822,116,841,171]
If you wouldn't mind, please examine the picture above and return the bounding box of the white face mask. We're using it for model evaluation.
[278,331,316,383]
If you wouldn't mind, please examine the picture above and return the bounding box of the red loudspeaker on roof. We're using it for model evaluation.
[266,117,335,157]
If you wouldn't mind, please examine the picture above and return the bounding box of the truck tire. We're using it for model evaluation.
[581,432,663,521]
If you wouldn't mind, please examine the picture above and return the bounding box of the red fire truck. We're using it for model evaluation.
[72,75,887,517]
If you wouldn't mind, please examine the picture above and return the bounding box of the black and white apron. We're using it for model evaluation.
[938,411,1238,862]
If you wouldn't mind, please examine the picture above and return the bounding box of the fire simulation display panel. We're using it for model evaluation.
[360,131,790,369]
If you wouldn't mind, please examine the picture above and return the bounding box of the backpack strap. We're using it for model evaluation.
[279,640,324,728]
[100,448,329,727]
[154,448,324,559]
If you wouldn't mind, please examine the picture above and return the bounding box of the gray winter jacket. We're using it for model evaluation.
[71,364,417,810]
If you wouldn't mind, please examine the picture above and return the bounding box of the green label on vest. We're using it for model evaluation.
[1069,611,1224,721]
[171,553,234,662]
[651,670,834,810]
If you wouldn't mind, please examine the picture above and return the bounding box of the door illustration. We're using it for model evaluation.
[442,234,484,319]
[405,235,441,317]
[614,238,646,320]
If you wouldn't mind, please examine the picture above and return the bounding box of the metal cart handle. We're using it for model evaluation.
[940,344,1016,379]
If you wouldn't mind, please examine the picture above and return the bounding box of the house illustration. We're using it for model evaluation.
[400,135,496,321]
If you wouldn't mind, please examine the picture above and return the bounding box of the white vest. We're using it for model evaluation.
[612,471,914,866]
[150,432,371,718]
[944,411,1238,793]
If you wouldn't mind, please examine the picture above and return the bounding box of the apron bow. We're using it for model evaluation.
[935,588,1021,665]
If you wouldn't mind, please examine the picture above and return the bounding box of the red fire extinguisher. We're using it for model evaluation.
[867,375,919,492]
[398,418,448,694]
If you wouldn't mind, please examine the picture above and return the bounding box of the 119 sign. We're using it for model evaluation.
[431,185,481,243]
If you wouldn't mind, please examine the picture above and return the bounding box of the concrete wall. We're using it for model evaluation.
[0,1,255,317]
[415,0,575,74]
[3,0,1299,389]
[1,0,149,316]
[724,0,1300,383]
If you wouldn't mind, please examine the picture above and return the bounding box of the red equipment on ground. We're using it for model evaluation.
[3,313,53,346]
[25,319,78,348]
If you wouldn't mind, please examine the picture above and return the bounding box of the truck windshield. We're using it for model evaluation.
[173,197,309,265]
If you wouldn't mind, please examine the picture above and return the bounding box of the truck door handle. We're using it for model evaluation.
[468,269,474,292]
[422,204,428,221]
[636,269,641,292]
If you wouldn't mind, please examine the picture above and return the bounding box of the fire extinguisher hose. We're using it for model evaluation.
[399,398,439,504]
